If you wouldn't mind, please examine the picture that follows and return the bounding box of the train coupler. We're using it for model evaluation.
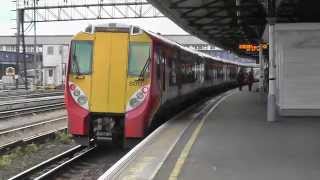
[92,117,116,141]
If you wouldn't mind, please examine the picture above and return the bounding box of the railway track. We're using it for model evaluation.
[0,117,67,149]
[0,96,64,120]
[0,95,64,110]
[7,142,134,180]
[8,145,95,180]
[0,128,67,155]
[0,103,65,120]
[0,91,64,101]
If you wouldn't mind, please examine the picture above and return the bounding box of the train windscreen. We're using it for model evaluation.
[70,40,93,75]
[128,42,151,76]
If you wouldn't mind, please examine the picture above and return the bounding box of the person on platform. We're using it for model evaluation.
[248,68,255,91]
[237,68,245,91]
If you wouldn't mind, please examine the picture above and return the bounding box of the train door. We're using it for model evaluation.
[176,50,182,96]
[160,53,167,104]
[156,48,167,104]
[90,32,129,113]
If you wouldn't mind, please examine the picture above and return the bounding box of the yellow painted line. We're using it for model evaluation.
[168,91,235,180]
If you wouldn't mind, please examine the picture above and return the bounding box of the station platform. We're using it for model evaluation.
[99,89,320,180]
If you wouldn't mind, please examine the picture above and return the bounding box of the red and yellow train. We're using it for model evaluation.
[65,23,247,147]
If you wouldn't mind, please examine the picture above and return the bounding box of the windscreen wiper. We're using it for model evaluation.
[72,54,81,76]
[138,56,151,81]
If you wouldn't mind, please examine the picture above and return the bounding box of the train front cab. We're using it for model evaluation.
[65,25,155,146]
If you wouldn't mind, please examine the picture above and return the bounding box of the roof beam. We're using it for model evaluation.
[169,0,190,8]
[180,0,221,16]
[188,20,265,27]
[182,4,262,17]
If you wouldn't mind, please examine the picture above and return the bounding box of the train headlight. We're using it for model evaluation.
[77,95,88,105]
[73,89,81,96]
[68,82,89,110]
[136,92,144,100]
[126,85,150,112]
[129,98,139,107]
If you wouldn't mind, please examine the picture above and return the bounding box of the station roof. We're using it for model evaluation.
[0,34,208,46]
[147,0,320,56]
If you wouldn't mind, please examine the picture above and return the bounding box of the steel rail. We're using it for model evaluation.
[0,103,65,120]
[0,128,67,154]
[0,95,63,106]
[0,116,67,148]
[0,91,63,100]
[8,145,96,180]
[0,116,66,135]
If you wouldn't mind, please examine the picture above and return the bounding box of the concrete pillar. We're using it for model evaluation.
[267,24,277,122]
[259,43,264,93]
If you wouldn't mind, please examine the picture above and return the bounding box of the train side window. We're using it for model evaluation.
[221,67,224,80]
[219,67,222,80]
[180,52,191,84]
[200,63,205,82]
[175,51,183,86]
[213,64,217,80]
[169,59,177,86]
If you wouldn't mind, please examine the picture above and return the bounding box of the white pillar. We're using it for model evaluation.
[267,24,277,122]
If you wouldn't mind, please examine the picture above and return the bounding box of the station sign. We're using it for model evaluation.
[239,44,268,52]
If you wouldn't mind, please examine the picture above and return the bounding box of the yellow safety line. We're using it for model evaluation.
[168,92,235,180]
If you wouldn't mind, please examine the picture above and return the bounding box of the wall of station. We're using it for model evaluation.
[275,23,320,116]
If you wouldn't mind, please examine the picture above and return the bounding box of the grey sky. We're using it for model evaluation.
[0,0,188,35]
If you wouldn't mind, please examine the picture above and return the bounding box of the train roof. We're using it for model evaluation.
[145,30,255,67]
[85,23,256,67]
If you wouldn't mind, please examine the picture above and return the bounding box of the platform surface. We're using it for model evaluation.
[155,90,320,180]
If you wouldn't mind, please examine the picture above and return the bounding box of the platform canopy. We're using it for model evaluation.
[148,0,320,56]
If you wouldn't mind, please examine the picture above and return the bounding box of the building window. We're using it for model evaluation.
[38,46,43,52]
[59,46,63,55]
[48,69,53,77]
[26,46,33,53]
[6,45,15,52]
[47,46,54,55]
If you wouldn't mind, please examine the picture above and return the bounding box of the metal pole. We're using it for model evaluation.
[33,0,37,89]
[15,9,21,89]
[60,45,64,86]
[21,9,28,90]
